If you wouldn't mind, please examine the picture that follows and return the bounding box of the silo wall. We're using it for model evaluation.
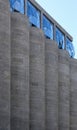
[45,39,58,130]
[58,50,70,130]
[11,13,29,130]
[0,1,10,130]
[29,27,45,130]
[70,59,77,130]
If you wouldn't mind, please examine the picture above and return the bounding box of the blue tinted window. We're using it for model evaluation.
[56,28,64,49]
[10,0,24,14]
[66,38,75,58]
[43,16,53,39]
[27,1,40,28]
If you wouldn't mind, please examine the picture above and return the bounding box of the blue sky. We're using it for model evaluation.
[36,0,77,58]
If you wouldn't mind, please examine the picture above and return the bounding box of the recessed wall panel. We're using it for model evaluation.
[58,50,70,130]
[70,59,77,130]
[29,27,45,130]
[45,39,58,130]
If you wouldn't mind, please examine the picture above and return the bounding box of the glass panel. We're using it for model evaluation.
[56,27,64,49]
[66,38,75,58]
[43,15,53,39]
[10,0,24,14]
[27,1,40,28]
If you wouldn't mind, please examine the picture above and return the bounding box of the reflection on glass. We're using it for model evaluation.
[43,15,53,39]
[66,38,75,58]
[56,27,64,49]
[10,0,24,14]
[27,1,40,28]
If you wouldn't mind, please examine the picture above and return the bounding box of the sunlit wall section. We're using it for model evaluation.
[43,15,53,39]
[10,0,24,14]
[56,27,65,49]
[66,38,75,58]
[27,1,40,28]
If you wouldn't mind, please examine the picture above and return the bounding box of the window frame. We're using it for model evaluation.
[10,0,25,14]
[66,37,75,57]
[27,0,41,28]
[42,15,54,39]
[56,27,65,49]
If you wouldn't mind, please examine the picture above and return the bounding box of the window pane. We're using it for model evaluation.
[10,0,24,14]
[43,15,53,39]
[27,1,40,28]
[66,38,75,58]
[56,27,64,49]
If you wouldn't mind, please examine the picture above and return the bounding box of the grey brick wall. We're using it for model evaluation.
[29,27,45,130]
[11,13,30,130]
[0,1,77,130]
[0,0,10,130]
[45,39,58,130]
[70,59,77,130]
[58,50,70,130]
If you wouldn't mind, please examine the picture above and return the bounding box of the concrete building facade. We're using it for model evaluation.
[0,0,77,130]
